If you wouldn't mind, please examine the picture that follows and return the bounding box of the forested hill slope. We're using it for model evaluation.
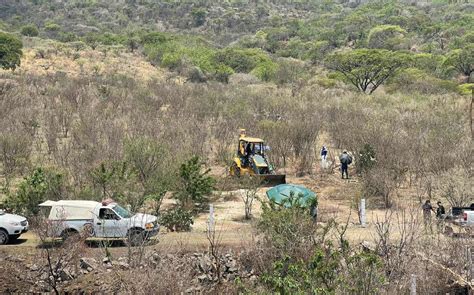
[2,0,473,88]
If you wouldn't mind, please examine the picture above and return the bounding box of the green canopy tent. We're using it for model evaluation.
[266,184,317,208]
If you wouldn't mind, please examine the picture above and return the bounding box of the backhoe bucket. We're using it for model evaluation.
[259,174,286,186]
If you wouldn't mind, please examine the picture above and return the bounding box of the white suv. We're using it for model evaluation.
[0,210,29,245]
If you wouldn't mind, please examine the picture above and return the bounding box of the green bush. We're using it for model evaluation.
[58,32,77,42]
[0,32,23,70]
[458,83,474,95]
[387,68,457,94]
[44,22,60,31]
[161,51,183,69]
[5,167,64,216]
[191,8,207,27]
[367,25,407,50]
[258,200,385,294]
[356,143,376,174]
[251,60,278,82]
[258,201,316,256]
[214,64,234,83]
[21,24,39,37]
[175,156,215,211]
[159,207,194,232]
[313,76,337,88]
[140,32,171,45]
[214,48,269,73]
[307,40,333,64]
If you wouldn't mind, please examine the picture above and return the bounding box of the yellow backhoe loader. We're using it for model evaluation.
[229,129,286,185]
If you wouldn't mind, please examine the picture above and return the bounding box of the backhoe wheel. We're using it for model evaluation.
[0,229,9,245]
[231,163,240,177]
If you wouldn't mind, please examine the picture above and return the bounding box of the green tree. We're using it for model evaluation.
[367,25,407,50]
[444,45,474,83]
[20,24,39,37]
[6,167,64,216]
[175,156,215,211]
[0,32,22,70]
[126,36,140,52]
[325,49,411,94]
[214,48,258,73]
[191,8,207,27]
[124,138,172,195]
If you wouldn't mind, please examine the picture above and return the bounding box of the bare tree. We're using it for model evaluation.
[239,176,261,220]
[0,134,30,189]
[33,215,87,295]
[206,216,224,283]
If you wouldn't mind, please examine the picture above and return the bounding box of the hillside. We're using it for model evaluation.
[0,0,473,294]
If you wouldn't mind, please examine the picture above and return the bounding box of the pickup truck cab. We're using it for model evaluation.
[0,210,29,245]
[39,200,159,245]
[445,204,474,236]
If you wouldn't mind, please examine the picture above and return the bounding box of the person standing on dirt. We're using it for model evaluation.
[422,200,434,233]
[435,201,446,232]
[321,145,328,161]
[339,150,352,179]
[436,201,445,219]
[321,145,329,170]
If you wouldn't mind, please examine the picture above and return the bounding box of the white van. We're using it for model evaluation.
[39,200,159,245]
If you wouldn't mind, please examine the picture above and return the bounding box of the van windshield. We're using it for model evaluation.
[113,205,132,218]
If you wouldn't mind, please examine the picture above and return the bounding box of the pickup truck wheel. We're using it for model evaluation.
[82,224,94,238]
[0,229,9,245]
[127,229,145,247]
[61,230,79,242]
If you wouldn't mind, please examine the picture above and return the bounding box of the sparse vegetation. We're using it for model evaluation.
[0,0,473,293]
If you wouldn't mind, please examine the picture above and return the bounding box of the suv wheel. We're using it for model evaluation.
[0,229,9,245]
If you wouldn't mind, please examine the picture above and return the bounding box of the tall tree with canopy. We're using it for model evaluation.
[325,49,411,94]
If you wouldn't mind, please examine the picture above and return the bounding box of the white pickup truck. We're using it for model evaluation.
[39,200,159,245]
[445,205,474,236]
[454,210,474,228]
[0,210,29,245]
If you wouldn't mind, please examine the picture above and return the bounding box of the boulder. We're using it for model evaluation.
[198,255,212,273]
[80,258,98,270]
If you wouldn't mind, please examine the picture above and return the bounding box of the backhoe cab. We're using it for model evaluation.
[229,129,286,186]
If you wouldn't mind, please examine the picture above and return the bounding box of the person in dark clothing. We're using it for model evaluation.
[436,201,445,218]
[320,146,328,161]
[422,200,434,233]
[435,201,446,232]
[339,150,352,179]
[245,143,253,167]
